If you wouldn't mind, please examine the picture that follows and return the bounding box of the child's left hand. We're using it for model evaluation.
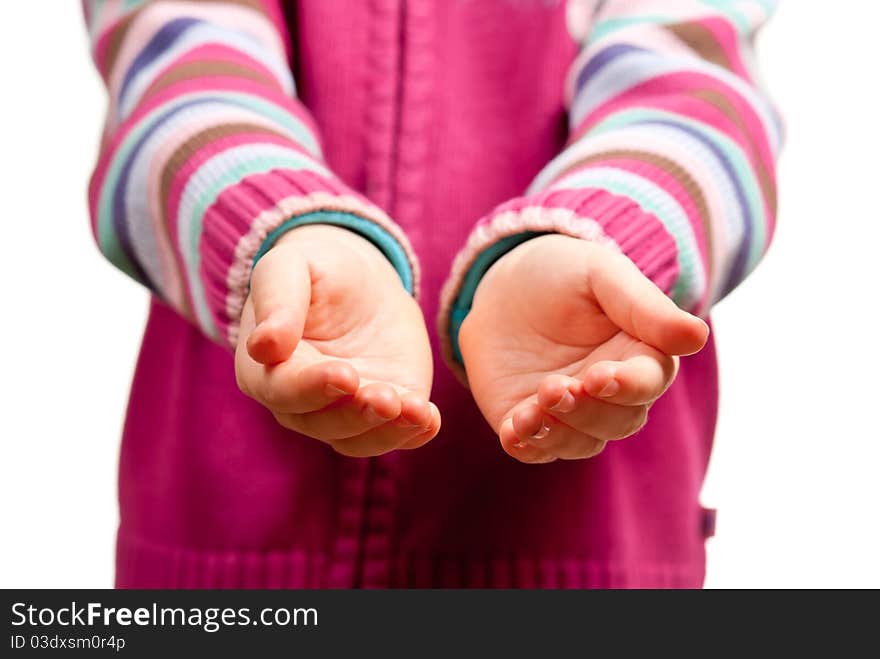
[459,234,709,464]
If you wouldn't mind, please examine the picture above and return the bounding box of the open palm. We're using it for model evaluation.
[460,235,708,463]
[235,225,439,457]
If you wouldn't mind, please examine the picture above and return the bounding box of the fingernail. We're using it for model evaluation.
[530,418,551,441]
[325,384,350,397]
[598,379,620,398]
[255,311,280,332]
[424,404,439,430]
[550,390,576,413]
[362,405,388,425]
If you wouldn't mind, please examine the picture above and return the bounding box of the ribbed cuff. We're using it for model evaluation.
[252,210,415,292]
[438,188,679,382]
[199,168,419,347]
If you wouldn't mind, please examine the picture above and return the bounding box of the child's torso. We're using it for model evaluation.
[116,0,720,588]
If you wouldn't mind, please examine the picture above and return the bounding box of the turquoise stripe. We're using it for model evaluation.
[589,16,673,42]
[448,232,542,366]
[586,108,768,271]
[253,211,414,295]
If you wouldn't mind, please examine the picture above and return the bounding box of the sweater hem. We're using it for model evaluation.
[116,532,705,589]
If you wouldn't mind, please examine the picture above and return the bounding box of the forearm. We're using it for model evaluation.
[84,0,418,347]
[440,0,781,376]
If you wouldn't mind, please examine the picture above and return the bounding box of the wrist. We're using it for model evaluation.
[253,211,416,295]
[473,234,585,308]
[274,222,377,253]
[274,224,402,283]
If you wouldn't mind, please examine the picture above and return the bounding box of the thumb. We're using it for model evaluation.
[589,250,709,356]
[245,244,311,365]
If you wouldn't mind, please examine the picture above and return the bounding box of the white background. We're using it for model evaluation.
[1,2,878,588]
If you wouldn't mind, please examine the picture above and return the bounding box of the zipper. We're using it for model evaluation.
[386,0,407,216]
[353,0,408,589]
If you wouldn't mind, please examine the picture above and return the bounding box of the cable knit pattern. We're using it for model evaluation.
[440,0,782,371]
[84,0,419,346]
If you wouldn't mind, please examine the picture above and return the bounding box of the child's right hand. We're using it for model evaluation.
[234,224,440,457]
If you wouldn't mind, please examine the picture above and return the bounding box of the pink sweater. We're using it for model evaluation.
[84,0,780,588]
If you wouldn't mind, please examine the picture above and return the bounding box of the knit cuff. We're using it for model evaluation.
[252,210,415,291]
[438,188,679,382]
[199,168,419,348]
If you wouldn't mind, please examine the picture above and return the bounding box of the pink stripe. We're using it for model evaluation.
[694,16,751,82]
[138,42,288,103]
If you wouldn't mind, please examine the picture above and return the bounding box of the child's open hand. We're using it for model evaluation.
[459,235,709,464]
[235,225,439,456]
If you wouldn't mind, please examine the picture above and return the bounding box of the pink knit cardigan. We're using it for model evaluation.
[83,0,779,588]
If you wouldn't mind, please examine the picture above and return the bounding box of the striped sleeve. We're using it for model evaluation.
[439,0,782,369]
[83,0,419,347]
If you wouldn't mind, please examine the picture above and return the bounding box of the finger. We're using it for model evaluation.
[276,382,402,441]
[234,298,260,396]
[581,352,679,406]
[396,391,434,428]
[246,247,311,365]
[535,374,584,415]
[400,403,442,449]
[588,251,709,356]
[254,359,360,414]
[512,403,606,460]
[537,382,649,442]
[528,427,607,461]
[499,417,556,464]
[336,402,442,457]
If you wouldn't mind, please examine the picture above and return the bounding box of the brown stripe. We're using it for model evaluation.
[691,88,777,216]
[139,59,282,104]
[101,0,269,77]
[102,10,139,77]
[556,149,714,275]
[158,121,292,316]
[665,22,733,73]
